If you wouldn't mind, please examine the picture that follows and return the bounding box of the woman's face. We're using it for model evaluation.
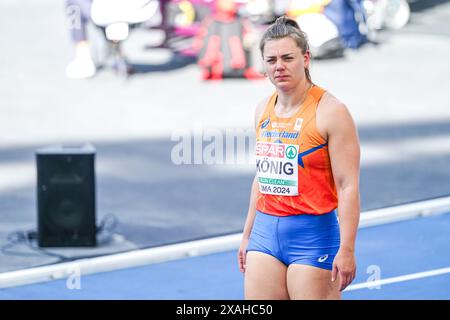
[262,37,310,92]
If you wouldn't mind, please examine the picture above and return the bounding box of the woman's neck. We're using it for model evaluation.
[276,80,313,113]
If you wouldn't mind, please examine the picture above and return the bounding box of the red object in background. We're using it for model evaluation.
[194,0,264,80]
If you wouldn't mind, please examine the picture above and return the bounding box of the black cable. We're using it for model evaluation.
[97,213,118,235]
[96,213,118,245]
[1,213,119,262]
[1,231,46,258]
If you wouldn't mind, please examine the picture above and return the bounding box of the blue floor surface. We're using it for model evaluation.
[1,213,449,299]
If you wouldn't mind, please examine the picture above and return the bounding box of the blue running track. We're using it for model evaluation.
[1,213,449,300]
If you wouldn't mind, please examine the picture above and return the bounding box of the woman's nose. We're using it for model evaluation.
[275,61,285,71]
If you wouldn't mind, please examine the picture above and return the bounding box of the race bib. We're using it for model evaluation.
[255,141,298,196]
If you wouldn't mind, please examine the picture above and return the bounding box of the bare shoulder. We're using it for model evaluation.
[316,91,356,140]
[254,95,271,129]
[318,92,350,115]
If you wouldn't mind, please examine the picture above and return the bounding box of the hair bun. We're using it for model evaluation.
[275,15,301,30]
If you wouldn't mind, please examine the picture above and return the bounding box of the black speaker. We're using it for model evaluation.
[36,144,97,247]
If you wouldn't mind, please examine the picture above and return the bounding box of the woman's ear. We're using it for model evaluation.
[304,50,311,69]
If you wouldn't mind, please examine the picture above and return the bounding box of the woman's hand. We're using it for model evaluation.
[237,237,250,273]
[331,247,356,291]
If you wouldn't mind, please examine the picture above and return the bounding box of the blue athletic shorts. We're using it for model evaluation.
[246,210,341,270]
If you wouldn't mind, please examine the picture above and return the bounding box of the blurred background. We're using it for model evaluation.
[0,0,449,278]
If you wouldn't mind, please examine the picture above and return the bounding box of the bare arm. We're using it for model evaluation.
[242,175,259,239]
[238,96,270,272]
[318,94,361,290]
[327,103,360,254]
[243,96,270,237]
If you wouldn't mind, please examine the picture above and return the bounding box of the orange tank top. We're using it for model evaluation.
[255,85,337,216]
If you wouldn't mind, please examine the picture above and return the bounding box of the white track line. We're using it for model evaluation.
[0,233,242,288]
[1,196,450,288]
[345,267,450,292]
[359,195,450,227]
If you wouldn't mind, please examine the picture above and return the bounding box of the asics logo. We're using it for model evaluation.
[318,255,329,263]
[261,118,270,129]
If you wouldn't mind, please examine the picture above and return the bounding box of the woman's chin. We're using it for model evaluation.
[276,82,292,92]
